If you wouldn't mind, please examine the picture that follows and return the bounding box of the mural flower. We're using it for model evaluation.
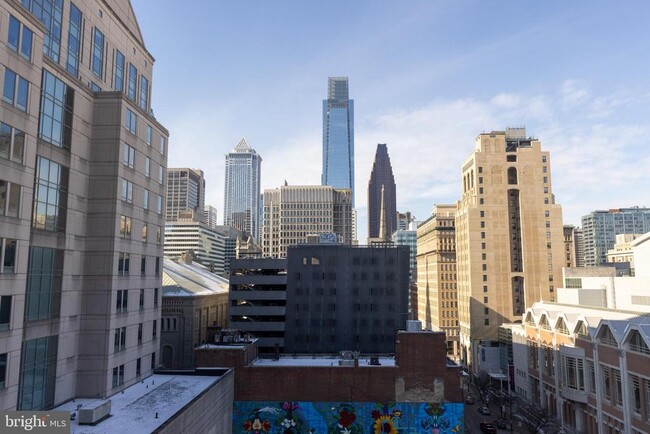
[372,415,398,434]
[328,403,361,434]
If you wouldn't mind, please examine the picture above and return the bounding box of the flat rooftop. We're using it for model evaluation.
[53,374,224,434]
[252,355,396,367]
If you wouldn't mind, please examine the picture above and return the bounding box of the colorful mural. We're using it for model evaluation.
[233,401,464,434]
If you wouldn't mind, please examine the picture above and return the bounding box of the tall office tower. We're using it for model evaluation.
[322,77,355,205]
[368,144,397,240]
[224,138,262,240]
[415,205,458,357]
[203,205,218,229]
[397,211,414,232]
[0,0,167,410]
[261,185,352,258]
[166,168,205,222]
[581,207,650,266]
[563,224,586,268]
[455,128,565,369]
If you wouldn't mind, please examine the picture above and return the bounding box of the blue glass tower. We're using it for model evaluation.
[322,77,354,205]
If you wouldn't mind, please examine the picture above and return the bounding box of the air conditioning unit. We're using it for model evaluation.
[78,400,111,425]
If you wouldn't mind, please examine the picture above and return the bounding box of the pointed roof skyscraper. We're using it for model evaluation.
[368,144,397,240]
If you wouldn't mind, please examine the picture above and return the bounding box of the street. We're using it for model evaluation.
[463,380,509,434]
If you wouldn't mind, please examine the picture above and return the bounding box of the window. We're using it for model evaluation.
[26,247,63,321]
[159,136,165,155]
[139,289,144,310]
[0,122,25,163]
[65,3,82,75]
[136,358,141,376]
[0,353,6,388]
[158,165,163,184]
[121,179,133,203]
[114,327,126,352]
[156,227,161,244]
[142,224,148,242]
[543,176,548,184]
[123,143,135,168]
[8,16,33,60]
[140,256,146,275]
[114,50,125,91]
[116,289,128,313]
[562,356,584,391]
[602,365,611,400]
[18,335,58,410]
[146,125,152,146]
[484,318,489,325]
[631,375,641,414]
[0,180,21,218]
[156,195,163,214]
[542,155,547,163]
[151,352,156,370]
[119,215,131,238]
[137,323,143,344]
[3,68,29,111]
[33,157,69,231]
[139,76,149,110]
[39,70,74,148]
[0,296,12,329]
[112,364,124,387]
[127,64,137,101]
[118,252,130,275]
[152,320,157,340]
[154,288,159,307]
[587,361,595,393]
[145,157,150,177]
[155,257,161,275]
[627,330,650,355]
[92,28,104,78]
[126,109,137,134]
[614,369,622,406]
[143,189,149,210]
[22,0,63,61]
[564,278,581,288]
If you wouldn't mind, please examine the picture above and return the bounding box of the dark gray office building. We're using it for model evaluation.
[284,244,410,354]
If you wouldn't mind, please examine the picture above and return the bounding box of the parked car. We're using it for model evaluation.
[478,406,491,415]
[465,395,475,404]
[493,418,507,429]
[479,421,497,433]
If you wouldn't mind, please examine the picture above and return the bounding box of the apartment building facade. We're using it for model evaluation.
[0,0,167,410]
[415,204,458,357]
[455,128,565,369]
[261,185,352,258]
[515,302,650,434]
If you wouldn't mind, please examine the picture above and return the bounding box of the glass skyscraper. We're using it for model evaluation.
[322,77,355,205]
[224,138,262,241]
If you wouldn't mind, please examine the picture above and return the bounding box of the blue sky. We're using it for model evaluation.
[132,1,650,241]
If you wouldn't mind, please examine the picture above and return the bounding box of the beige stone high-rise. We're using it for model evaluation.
[416,204,459,357]
[0,0,167,410]
[262,185,352,258]
[455,128,564,368]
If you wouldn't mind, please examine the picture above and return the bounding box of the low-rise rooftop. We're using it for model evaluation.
[52,373,226,434]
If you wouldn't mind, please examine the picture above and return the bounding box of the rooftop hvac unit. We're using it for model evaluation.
[369,356,381,366]
[338,360,355,367]
[78,400,111,425]
[406,320,422,332]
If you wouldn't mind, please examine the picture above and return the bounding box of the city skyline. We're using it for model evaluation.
[131,0,650,241]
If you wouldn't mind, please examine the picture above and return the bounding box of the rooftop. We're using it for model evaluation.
[52,373,226,434]
[251,355,396,367]
[162,257,229,297]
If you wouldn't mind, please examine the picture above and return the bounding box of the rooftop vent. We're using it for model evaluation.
[78,400,111,425]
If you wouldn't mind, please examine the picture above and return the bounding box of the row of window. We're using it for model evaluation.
[121,179,163,214]
[112,352,156,389]
[113,320,157,354]
[123,142,165,181]
[116,288,159,313]
[119,216,162,244]
[117,253,161,276]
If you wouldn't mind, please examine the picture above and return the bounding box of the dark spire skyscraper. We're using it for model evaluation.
[368,144,396,239]
[322,77,355,206]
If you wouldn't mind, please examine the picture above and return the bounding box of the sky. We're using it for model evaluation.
[131,1,650,241]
